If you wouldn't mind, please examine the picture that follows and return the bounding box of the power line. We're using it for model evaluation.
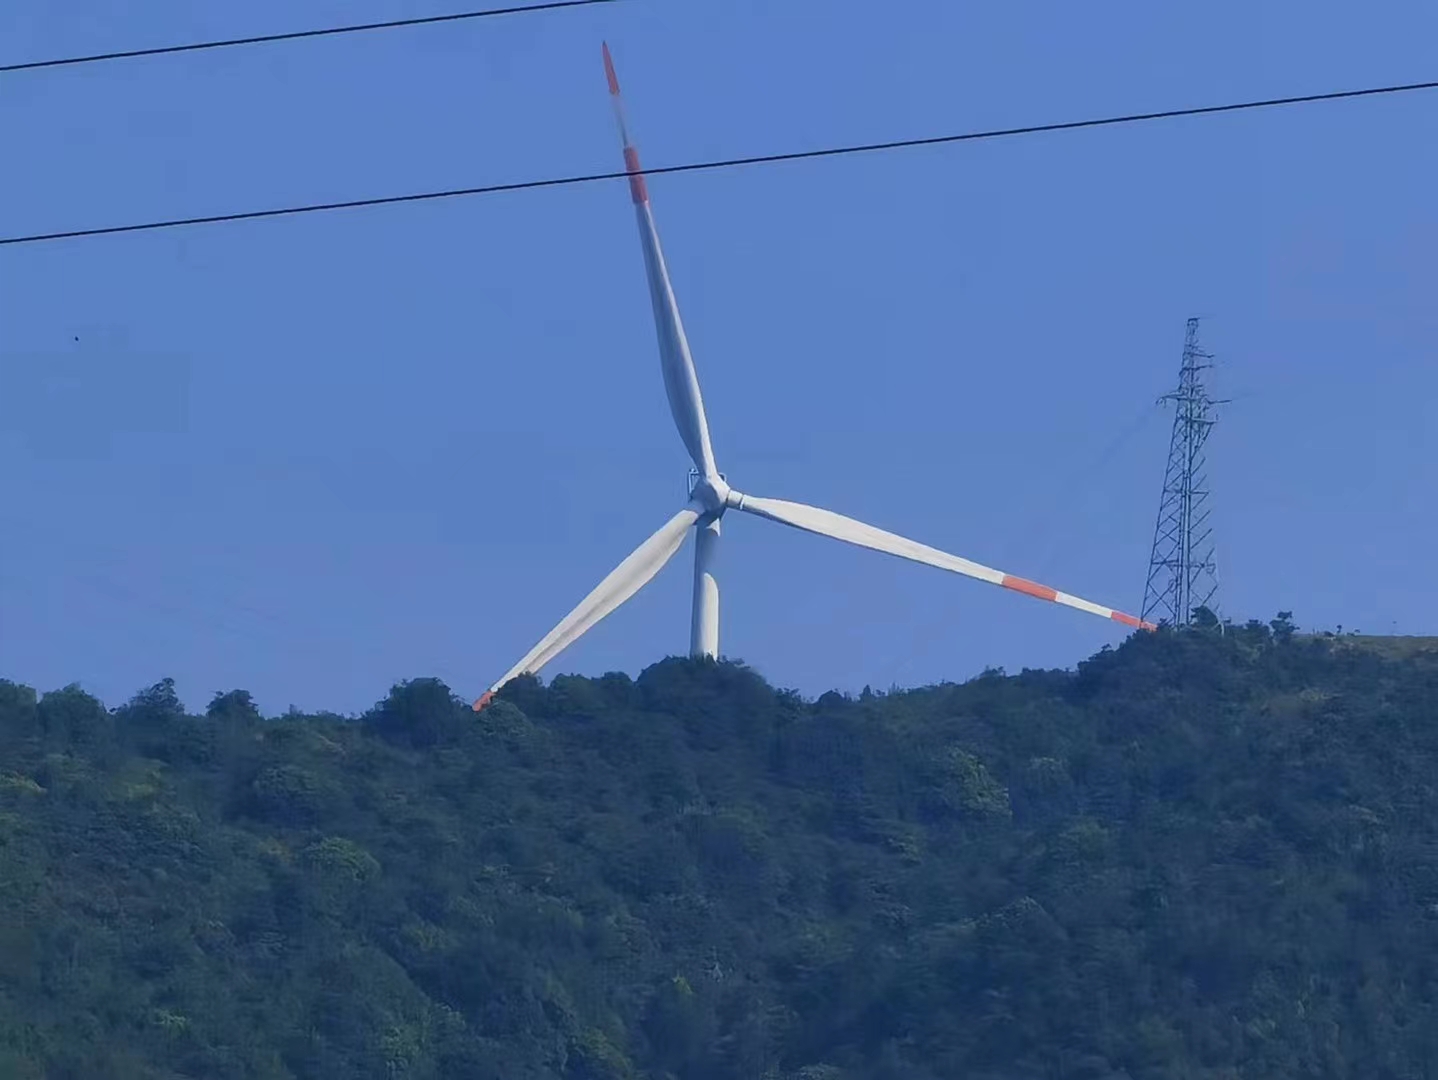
[0,0,615,74]
[2,77,1434,248]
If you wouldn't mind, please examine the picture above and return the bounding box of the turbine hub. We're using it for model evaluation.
[690,473,732,514]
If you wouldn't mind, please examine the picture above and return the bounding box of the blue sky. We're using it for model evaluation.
[2,0,1434,714]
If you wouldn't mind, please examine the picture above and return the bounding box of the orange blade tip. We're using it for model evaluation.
[602,42,620,95]
[472,690,495,713]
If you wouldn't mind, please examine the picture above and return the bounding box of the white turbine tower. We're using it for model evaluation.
[473,45,1153,711]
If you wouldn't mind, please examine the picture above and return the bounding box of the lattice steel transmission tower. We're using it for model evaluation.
[1141,318,1223,627]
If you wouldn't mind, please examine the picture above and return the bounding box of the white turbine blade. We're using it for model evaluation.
[731,492,1155,632]
[474,503,702,710]
[603,43,719,479]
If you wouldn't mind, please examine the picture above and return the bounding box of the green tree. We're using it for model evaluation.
[365,677,466,749]
[207,688,262,723]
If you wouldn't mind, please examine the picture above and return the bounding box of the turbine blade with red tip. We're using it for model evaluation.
[602,42,719,481]
[474,502,703,710]
[730,492,1156,631]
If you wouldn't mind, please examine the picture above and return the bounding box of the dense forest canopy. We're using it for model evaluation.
[3,617,1438,1078]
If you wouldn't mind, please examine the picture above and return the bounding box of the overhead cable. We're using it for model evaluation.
[0,0,615,74]
[2,77,1434,248]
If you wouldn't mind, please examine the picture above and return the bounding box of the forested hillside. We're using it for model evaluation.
[3,617,1438,1079]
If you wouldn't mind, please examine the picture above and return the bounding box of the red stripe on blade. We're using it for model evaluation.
[1001,575,1058,603]
[623,146,649,203]
[472,690,495,713]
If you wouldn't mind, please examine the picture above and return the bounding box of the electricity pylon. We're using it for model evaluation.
[1142,318,1224,627]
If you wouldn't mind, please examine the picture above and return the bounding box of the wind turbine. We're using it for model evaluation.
[473,44,1153,711]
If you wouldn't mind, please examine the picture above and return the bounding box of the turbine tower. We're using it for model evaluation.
[473,45,1154,711]
[1141,318,1222,627]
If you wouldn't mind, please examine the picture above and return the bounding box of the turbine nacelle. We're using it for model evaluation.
[690,473,733,515]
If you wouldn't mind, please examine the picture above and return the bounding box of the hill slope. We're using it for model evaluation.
[3,620,1438,1079]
